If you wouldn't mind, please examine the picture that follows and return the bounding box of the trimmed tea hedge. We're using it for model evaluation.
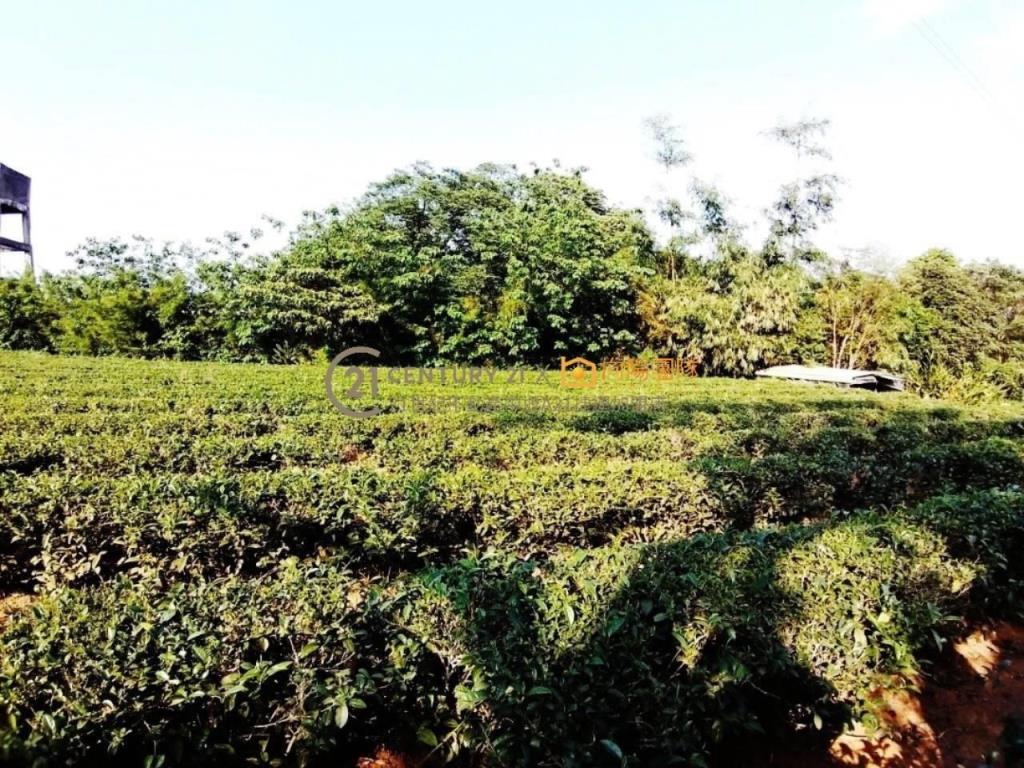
[1,352,1023,765]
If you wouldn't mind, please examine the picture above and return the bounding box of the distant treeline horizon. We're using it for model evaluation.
[2,118,1022,401]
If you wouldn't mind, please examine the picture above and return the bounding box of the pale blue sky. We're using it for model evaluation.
[2,0,1022,273]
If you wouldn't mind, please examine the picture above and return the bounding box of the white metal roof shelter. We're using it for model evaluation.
[755,365,905,391]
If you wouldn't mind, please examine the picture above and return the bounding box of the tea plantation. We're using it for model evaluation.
[1,351,1023,766]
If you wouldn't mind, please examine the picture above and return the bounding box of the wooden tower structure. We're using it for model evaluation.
[0,164,33,277]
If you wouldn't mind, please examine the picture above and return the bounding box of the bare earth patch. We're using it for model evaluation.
[737,623,1024,768]
[827,623,1024,768]
[356,747,413,768]
[0,593,33,628]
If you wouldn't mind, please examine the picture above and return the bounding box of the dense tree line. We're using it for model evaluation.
[2,132,1023,400]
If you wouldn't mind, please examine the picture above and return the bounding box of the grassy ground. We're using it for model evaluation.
[1,351,1023,766]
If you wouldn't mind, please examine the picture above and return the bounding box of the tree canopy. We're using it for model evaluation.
[3,125,1024,402]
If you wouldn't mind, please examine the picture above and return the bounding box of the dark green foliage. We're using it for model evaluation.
[0,272,56,351]
[568,406,655,434]
[214,255,381,363]
[639,247,810,373]
[301,164,654,364]
[900,249,995,367]
[5,165,655,366]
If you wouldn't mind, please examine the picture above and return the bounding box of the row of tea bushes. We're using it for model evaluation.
[2,489,1022,765]
[2,352,1024,765]
[3,432,1022,591]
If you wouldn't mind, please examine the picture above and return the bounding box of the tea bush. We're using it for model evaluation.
[1,351,1023,765]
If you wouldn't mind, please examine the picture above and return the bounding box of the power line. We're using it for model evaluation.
[912,18,1020,132]
[919,19,1000,104]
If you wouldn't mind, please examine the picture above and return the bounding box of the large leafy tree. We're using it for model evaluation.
[47,237,196,356]
[641,245,809,374]
[811,266,910,370]
[210,252,380,363]
[968,261,1024,363]
[899,248,995,371]
[284,164,654,364]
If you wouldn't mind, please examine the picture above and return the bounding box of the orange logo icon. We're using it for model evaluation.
[560,356,598,388]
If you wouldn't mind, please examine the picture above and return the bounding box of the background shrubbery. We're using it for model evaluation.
[3,144,1023,402]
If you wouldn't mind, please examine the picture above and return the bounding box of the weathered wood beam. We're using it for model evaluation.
[0,235,31,253]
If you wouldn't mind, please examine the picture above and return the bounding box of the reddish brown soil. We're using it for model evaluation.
[356,747,414,768]
[0,592,32,628]
[773,622,1024,768]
